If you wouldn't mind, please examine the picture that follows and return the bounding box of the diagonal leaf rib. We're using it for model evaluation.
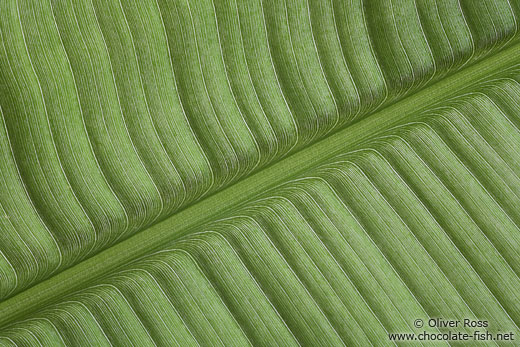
[0,39,519,329]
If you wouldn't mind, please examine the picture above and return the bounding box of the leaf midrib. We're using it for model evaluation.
[1,41,519,329]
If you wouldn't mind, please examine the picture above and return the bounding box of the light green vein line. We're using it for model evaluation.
[0,40,519,329]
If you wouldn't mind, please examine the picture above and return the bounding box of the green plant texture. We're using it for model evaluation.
[1,0,520,345]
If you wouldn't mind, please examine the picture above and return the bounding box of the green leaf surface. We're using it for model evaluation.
[1,0,520,345]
